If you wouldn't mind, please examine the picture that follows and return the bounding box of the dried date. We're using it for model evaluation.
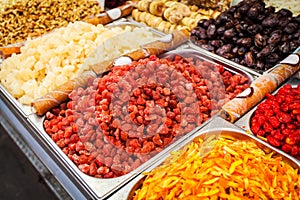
[191,0,300,71]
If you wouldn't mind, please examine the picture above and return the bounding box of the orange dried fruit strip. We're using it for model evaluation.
[133,136,300,200]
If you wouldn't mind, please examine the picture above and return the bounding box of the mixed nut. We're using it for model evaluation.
[191,0,300,71]
[0,0,103,46]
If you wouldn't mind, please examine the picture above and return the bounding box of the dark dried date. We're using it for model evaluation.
[190,0,300,71]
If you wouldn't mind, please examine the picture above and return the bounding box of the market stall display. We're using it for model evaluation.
[0,22,159,105]
[0,0,300,199]
[42,50,251,178]
[131,0,221,33]
[190,0,300,72]
[0,0,104,47]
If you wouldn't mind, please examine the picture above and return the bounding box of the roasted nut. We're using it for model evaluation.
[0,0,103,46]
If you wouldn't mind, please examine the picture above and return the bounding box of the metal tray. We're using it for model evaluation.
[235,72,300,160]
[110,116,300,200]
[161,48,256,82]
[25,48,255,199]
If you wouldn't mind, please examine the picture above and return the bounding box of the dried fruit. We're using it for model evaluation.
[44,55,249,178]
[133,136,300,199]
[251,84,300,159]
[191,0,300,71]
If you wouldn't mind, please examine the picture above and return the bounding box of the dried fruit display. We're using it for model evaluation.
[191,0,300,71]
[0,0,103,47]
[251,84,300,159]
[44,55,249,178]
[132,0,221,33]
[133,136,300,199]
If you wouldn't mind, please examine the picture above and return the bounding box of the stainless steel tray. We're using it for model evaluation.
[110,116,300,200]
[0,85,32,117]
[25,48,255,199]
[164,48,256,82]
[235,72,300,161]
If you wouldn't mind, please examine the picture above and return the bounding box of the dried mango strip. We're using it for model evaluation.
[133,137,300,200]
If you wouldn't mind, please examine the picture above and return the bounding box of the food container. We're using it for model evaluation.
[23,48,254,199]
[190,0,300,74]
[110,116,300,200]
[235,72,300,161]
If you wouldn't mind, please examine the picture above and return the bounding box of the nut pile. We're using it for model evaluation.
[191,0,300,71]
[251,84,300,159]
[0,0,103,46]
[43,55,249,178]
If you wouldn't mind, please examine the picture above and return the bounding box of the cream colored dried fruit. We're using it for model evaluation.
[132,0,220,33]
[0,22,158,104]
